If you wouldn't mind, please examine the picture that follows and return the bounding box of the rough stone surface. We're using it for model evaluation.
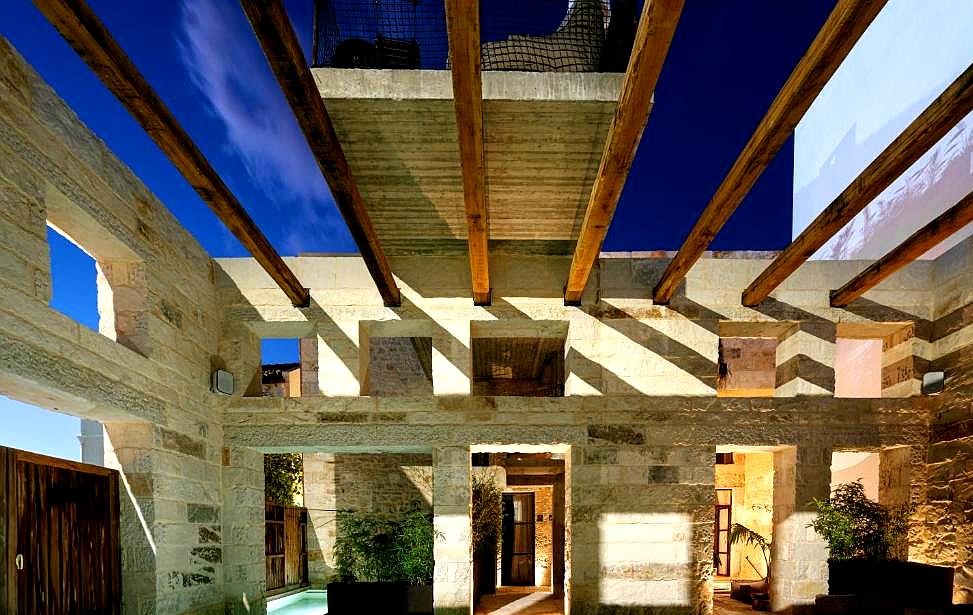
[3,32,973,615]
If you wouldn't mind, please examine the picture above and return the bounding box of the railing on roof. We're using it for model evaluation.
[311,0,638,72]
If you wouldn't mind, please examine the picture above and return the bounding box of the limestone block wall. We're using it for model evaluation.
[303,452,433,586]
[224,394,930,614]
[918,234,973,602]
[0,39,228,614]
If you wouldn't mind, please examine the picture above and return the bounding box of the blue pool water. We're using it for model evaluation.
[267,589,328,615]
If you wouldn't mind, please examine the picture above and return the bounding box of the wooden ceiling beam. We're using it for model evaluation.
[32,0,310,307]
[743,62,973,307]
[563,0,684,305]
[652,0,887,304]
[240,0,401,307]
[445,0,490,305]
[830,189,973,307]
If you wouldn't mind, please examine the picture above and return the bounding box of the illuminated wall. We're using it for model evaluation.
[794,0,973,260]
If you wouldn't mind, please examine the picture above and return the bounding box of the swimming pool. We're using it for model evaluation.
[266,589,328,615]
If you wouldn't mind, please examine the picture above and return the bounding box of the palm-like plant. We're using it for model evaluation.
[729,523,771,580]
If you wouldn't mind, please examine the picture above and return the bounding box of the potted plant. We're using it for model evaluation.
[471,473,503,604]
[727,524,771,611]
[328,509,436,614]
[808,480,952,609]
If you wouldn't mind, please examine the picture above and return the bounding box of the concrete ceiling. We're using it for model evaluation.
[315,68,623,255]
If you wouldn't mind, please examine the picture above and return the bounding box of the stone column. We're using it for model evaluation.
[770,446,830,614]
[104,420,227,615]
[433,446,471,615]
[776,323,836,396]
[222,446,267,615]
[303,453,337,586]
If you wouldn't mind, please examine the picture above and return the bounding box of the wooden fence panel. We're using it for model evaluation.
[1,446,120,614]
[266,503,309,593]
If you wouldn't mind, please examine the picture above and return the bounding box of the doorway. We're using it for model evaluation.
[502,493,536,586]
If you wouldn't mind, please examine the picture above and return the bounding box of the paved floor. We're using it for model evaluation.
[474,591,753,614]
[474,591,564,615]
[713,593,755,614]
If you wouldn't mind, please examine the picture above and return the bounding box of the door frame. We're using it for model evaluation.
[714,488,733,577]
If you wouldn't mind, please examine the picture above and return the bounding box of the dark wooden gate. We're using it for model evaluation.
[265,503,309,594]
[1,446,121,614]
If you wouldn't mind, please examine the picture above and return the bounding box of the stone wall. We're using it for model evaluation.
[0,39,228,614]
[918,234,973,602]
[303,452,433,586]
[714,452,774,580]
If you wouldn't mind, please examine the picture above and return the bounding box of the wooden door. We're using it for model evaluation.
[714,488,732,577]
[2,447,120,614]
[501,493,535,586]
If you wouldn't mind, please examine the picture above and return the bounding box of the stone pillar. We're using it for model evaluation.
[572,432,714,615]
[433,446,471,615]
[299,336,320,396]
[771,446,830,613]
[104,420,226,615]
[776,323,836,396]
[303,453,337,586]
[222,446,267,615]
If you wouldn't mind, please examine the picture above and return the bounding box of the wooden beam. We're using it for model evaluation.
[652,0,887,304]
[32,0,310,307]
[743,62,973,307]
[830,189,973,307]
[445,0,490,305]
[564,0,684,305]
[240,0,401,307]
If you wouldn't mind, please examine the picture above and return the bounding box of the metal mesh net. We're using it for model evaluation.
[311,0,639,72]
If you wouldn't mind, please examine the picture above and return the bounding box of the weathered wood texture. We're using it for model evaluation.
[831,188,973,307]
[564,0,684,304]
[446,0,490,304]
[743,61,973,306]
[265,503,308,594]
[240,0,401,307]
[31,0,310,307]
[652,0,887,304]
[2,447,120,615]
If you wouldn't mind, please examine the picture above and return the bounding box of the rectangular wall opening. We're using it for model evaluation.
[471,321,568,397]
[261,338,303,398]
[470,445,569,615]
[46,223,99,333]
[717,337,777,397]
[713,446,778,613]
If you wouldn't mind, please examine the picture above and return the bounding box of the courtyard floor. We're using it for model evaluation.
[713,593,756,614]
[474,591,564,615]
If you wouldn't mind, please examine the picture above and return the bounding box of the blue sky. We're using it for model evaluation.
[0,0,839,460]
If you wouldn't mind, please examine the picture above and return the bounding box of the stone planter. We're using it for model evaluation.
[828,559,954,609]
[326,581,433,614]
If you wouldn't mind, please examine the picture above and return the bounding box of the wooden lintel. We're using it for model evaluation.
[32,0,310,307]
[831,189,973,307]
[743,61,973,307]
[240,0,401,307]
[652,0,887,304]
[446,0,490,306]
[564,0,684,305]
